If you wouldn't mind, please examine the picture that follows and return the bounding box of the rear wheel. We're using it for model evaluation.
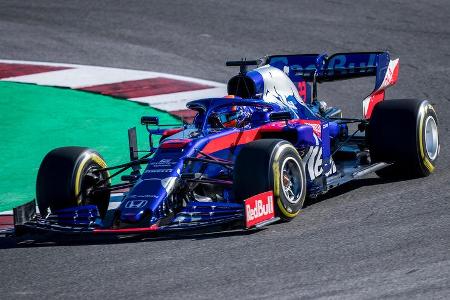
[368,99,439,178]
[36,147,111,217]
[233,139,306,221]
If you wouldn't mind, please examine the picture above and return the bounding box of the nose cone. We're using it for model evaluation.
[119,180,158,224]
[120,209,145,223]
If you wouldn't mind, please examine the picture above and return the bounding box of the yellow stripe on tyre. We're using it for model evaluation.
[418,103,435,173]
[272,143,301,218]
[74,152,108,205]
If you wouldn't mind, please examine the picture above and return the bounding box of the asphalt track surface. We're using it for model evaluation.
[0,1,449,299]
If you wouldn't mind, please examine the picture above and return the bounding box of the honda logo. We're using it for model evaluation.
[125,200,148,209]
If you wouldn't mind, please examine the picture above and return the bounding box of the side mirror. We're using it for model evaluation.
[141,116,159,126]
[250,111,271,126]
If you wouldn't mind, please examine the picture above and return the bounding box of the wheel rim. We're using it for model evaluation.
[424,116,439,160]
[80,164,108,206]
[280,157,303,204]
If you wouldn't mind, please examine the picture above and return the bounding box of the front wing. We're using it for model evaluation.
[8,192,279,237]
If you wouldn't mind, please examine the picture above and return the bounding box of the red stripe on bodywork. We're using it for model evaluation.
[94,224,159,233]
[201,129,260,154]
[160,138,192,149]
[80,78,212,98]
[298,119,321,138]
[161,128,183,140]
[0,63,70,79]
[365,90,385,119]
[259,119,321,137]
[201,119,322,154]
[390,62,399,85]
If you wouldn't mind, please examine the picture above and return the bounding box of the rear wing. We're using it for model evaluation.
[266,52,399,118]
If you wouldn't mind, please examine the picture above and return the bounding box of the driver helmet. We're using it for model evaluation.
[215,95,251,128]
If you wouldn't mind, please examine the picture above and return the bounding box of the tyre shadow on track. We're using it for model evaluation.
[0,227,261,249]
[303,176,403,208]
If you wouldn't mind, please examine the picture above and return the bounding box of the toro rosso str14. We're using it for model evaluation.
[13,52,440,236]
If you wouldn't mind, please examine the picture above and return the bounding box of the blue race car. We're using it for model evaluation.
[13,52,440,236]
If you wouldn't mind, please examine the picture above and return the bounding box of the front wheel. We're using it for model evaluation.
[233,139,306,221]
[36,147,111,217]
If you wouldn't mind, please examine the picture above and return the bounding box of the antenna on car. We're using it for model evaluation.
[225,59,258,98]
[226,58,258,75]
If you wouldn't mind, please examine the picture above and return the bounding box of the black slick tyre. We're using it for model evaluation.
[36,147,110,217]
[233,139,306,221]
[368,99,439,178]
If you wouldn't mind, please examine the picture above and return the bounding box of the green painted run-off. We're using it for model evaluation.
[0,82,179,212]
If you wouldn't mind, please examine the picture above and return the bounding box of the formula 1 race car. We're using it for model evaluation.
[12,52,440,236]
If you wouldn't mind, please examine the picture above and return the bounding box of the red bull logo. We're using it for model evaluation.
[244,191,275,228]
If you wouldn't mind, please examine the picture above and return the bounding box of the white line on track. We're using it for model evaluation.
[0,59,227,111]
[0,59,226,88]
[2,67,159,88]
